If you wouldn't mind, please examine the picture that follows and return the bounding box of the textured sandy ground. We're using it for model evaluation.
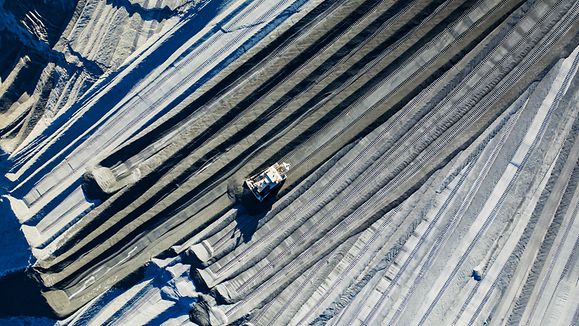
[1,0,578,324]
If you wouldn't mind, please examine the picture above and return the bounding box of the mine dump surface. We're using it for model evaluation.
[0,0,578,325]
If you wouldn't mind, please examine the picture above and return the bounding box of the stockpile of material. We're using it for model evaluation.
[0,0,577,324]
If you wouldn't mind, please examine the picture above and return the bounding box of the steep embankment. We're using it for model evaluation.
[0,0,193,153]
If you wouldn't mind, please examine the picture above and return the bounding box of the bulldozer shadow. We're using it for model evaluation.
[232,180,285,244]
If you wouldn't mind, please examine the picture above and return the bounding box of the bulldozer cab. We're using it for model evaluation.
[245,162,290,202]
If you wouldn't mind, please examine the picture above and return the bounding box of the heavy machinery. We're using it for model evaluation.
[245,162,290,202]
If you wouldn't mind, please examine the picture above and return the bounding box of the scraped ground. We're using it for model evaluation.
[0,0,578,324]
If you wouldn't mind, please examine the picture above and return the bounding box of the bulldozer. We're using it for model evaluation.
[245,162,290,202]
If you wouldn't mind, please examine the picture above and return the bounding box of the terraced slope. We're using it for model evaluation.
[0,0,192,152]
[0,0,577,323]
